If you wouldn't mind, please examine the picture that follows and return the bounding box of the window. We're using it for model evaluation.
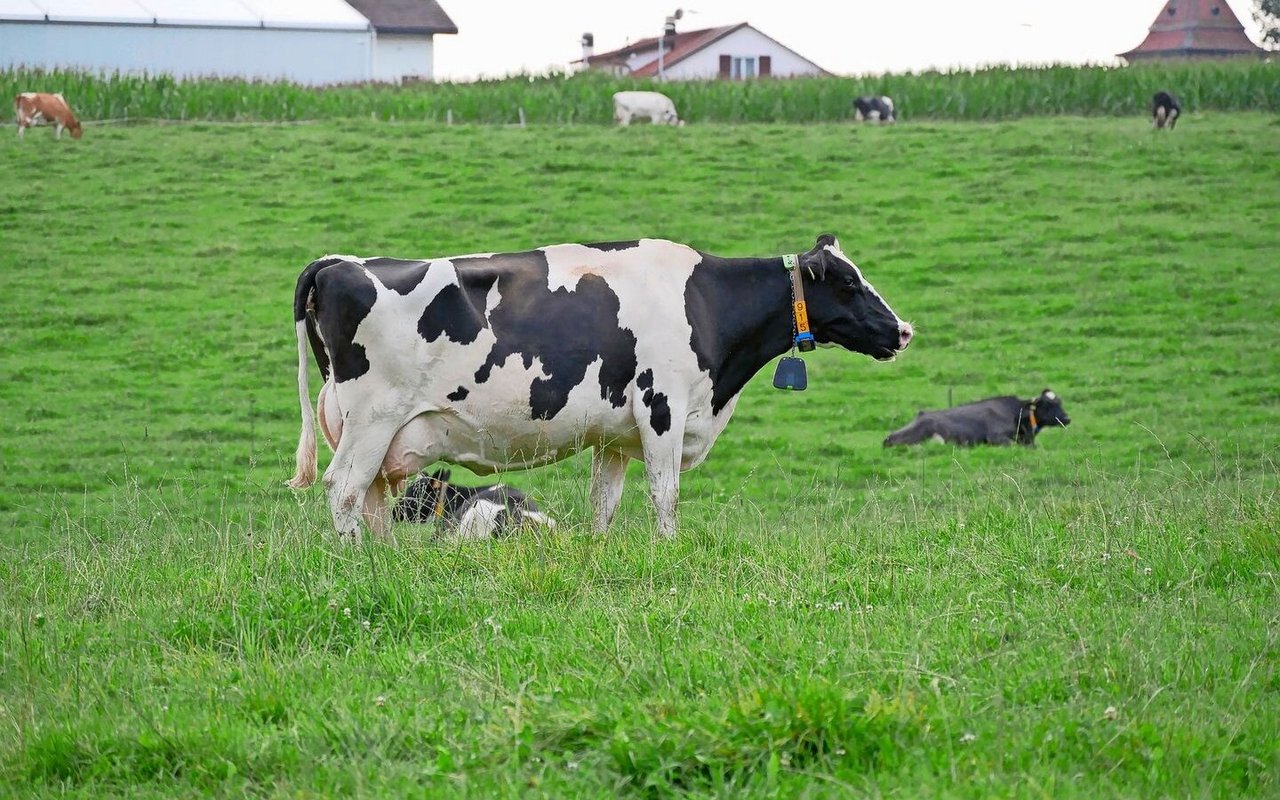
[732,57,756,79]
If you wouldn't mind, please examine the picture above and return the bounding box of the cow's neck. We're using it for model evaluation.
[688,256,795,414]
[1016,401,1039,445]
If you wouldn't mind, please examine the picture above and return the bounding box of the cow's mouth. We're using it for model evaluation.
[872,346,900,361]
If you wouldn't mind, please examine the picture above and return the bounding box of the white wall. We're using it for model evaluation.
[372,33,434,83]
[665,27,823,80]
[0,22,372,84]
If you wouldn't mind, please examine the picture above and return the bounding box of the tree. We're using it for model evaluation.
[1257,0,1280,48]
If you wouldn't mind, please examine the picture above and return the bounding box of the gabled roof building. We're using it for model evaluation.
[580,22,828,80]
[1119,0,1265,62]
[0,0,457,84]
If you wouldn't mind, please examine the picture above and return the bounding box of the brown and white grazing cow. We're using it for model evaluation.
[14,92,83,140]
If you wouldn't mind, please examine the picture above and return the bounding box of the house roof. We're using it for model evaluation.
[1119,0,1264,60]
[586,24,742,67]
[341,0,457,35]
[584,22,828,77]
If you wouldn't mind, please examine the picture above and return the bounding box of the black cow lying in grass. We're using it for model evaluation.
[883,389,1071,447]
[393,469,556,538]
[1152,91,1181,130]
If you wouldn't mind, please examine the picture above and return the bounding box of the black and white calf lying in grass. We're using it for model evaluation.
[393,469,556,538]
[883,389,1071,447]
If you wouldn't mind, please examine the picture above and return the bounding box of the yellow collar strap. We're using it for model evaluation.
[433,481,448,518]
[782,254,815,351]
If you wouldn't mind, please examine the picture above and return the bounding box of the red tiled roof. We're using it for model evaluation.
[583,24,744,69]
[1120,0,1263,59]
[631,25,746,76]
[583,22,830,77]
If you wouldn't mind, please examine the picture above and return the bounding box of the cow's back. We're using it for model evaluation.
[925,396,1020,444]
[313,239,713,472]
[885,395,1022,446]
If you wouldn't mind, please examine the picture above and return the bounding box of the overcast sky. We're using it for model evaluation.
[432,0,1266,81]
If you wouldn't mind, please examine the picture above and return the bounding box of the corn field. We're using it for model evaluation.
[2,61,1277,125]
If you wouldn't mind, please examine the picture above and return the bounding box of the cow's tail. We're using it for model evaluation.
[286,258,335,489]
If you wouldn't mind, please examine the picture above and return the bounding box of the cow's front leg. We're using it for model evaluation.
[322,418,400,544]
[590,447,629,533]
[638,415,684,539]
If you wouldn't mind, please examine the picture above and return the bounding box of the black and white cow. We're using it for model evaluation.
[288,234,913,542]
[393,468,555,538]
[1152,91,1180,130]
[883,389,1070,447]
[853,95,896,124]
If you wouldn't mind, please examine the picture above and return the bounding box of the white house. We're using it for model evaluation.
[579,22,828,80]
[344,0,458,83]
[0,0,457,85]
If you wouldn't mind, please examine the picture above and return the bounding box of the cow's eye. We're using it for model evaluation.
[841,276,858,291]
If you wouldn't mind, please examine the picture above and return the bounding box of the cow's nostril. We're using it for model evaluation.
[898,322,914,349]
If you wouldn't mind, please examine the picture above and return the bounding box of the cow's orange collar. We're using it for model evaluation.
[782,255,815,351]
[431,479,448,518]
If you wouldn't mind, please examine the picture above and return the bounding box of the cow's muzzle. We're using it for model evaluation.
[898,322,914,351]
[875,321,914,360]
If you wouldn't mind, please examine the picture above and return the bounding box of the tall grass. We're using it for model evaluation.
[3,60,1278,124]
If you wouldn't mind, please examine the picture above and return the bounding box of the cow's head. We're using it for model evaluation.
[68,119,83,139]
[798,234,912,360]
[1033,389,1071,428]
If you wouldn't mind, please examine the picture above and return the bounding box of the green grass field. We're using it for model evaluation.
[2,113,1278,797]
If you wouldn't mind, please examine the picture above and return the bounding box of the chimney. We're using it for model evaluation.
[581,32,594,60]
[664,9,683,39]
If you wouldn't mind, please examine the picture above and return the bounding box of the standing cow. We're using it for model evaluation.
[288,235,913,542]
[883,389,1071,447]
[14,92,83,139]
[613,91,683,126]
[1152,91,1180,130]
[853,96,896,124]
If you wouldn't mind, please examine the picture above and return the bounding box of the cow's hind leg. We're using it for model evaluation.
[883,418,931,447]
[322,418,401,544]
[591,447,629,533]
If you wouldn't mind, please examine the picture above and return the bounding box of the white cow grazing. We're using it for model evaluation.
[613,91,683,127]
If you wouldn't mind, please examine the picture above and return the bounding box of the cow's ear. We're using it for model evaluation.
[799,234,835,280]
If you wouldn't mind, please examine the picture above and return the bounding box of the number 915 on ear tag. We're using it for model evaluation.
[772,356,808,391]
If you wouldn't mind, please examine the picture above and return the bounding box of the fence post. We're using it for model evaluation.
[447,109,453,126]
[518,107,526,127]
